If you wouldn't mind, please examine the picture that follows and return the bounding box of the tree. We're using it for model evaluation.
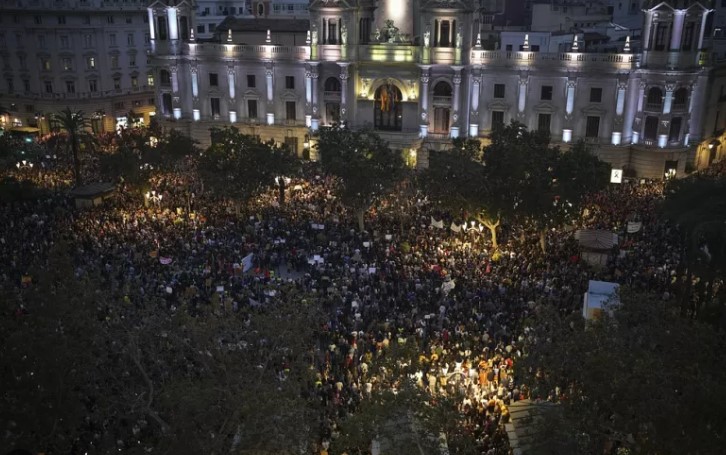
[483,124,609,252]
[316,125,405,231]
[199,127,299,205]
[423,138,510,248]
[517,290,726,455]
[53,108,96,186]
[662,175,726,320]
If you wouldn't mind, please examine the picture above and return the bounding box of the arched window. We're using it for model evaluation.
[374,83,402,131]
[673,87,688,109]
[433,81,453,97]
[160,69,171,86]
[324,77,341,92]
[646,87,662,109]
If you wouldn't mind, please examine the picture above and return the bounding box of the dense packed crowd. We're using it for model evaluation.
[1,145,683,454]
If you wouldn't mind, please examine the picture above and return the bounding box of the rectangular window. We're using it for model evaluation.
[286,101,296,120]
[247,75,256,87]
[197,25,205,34]
[209,73,219,86]
[113,77,121,90]
[126,16,133,24]
[62,58,73,71]
[491,110,504,129]
[60,36,69,49]
[6,78,13,93]
[208,24,216,33]
[127,33,135,46]
[211,97,221,116]
[493,83,505,99]
[89,79,98,92]
[131,76,138,88]
[38,35,46,49]
[44,80,53,93]
[285,76,295,89]
[58,16,66,25]
[590,87,603,103]
[541,85,553,101]
[109,34,117,46]
[147,74,154,86]
[129,55,136,67]
[248,99,258,118]
[86,56,96,69]
[669,117,682,142]
[107,16,114,24]
[34,16,42,25]
[537,113,551,133]
[111,56,119,69]
[585,116,600,138]
[84,34,93,48]
[23,79,30,92]
[66,80,75,94]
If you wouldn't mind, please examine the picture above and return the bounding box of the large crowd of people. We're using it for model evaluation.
[1,133,688,454]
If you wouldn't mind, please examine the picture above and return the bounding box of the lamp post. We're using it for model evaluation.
[145,190,162,207]
[16,160,34,172]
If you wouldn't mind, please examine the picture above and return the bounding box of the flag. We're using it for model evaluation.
[241,253,254,273]
[451,222,461,233]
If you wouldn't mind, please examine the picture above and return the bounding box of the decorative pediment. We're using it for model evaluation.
[243,89,260,99]
[488,100,510,111]
[534,102,558,113]
[581,105,607,116]
[280,89,300,101]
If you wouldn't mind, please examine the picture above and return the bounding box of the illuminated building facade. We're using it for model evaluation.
[149,0,720,178]
[0,0,156,133]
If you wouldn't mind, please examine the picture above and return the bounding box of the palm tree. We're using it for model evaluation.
[54,108,95,186]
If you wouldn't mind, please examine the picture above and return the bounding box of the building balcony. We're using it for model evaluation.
[639,51,708,69]
[432,96,452,107]
[430,47,458,65]
[357,44,420,63]
[470,50,636,71]
[184,42,310,61]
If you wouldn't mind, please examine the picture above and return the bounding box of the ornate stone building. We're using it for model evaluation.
[148,0,719,178]
[0,0,156,133]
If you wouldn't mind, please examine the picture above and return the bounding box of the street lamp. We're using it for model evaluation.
[145,190,163,207]
[16,160,34,171]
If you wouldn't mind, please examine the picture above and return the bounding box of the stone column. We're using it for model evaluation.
[265,61,274,125]
[451,68,462,138]
[167,7,178,41]
[671,11,686,51]
[637,80,646,113]
[469,67,481,137]
[419,65,431,138]
[311,63,320,131]
[643,12,654,50]
[339,63,350,122]
[190,66,199,98]
[171,65,179,94]
[227,66,236,100]
[305,65,313,127]
[615,81,626,116]
[697,11,709,50]
[148,8,156,40]
[663,83,675,114]
[517,75,528,118]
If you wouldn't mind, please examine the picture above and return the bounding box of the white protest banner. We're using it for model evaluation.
[430,217,444,229]
[160,257,173,265]
[368,267,377,274]
[626,221,642,233]
[363,241,371,248]
[216,286,224,293]
[385,234,392,241]
[610,169,623,184]
[451,222,461,233]
[241,253,254,272]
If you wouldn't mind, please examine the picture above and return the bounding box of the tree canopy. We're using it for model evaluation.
[198,126,299,204]
[316,125,405,230]
[53,108,96,186]
[516,290,726,455]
